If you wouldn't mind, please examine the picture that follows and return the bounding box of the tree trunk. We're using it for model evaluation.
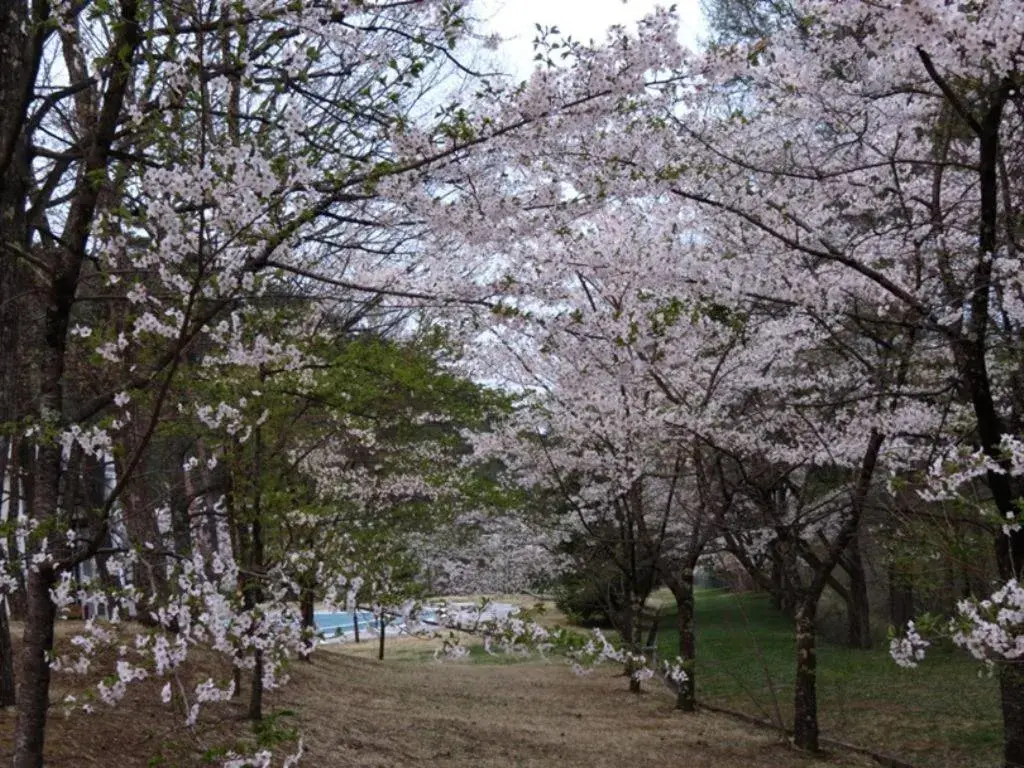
[0,9,34,733]
[948,84,1024,768]
[999,662,1024,768]
[248,650,264,722]
[377,614,386,661]
[301,585,315,631]
[246,516,265,721]
[6,440,29,622]
[13,565,57,768]
[620,595,641,693]
[765,540,796,617]
[628,666,642,694]
[0,0,32,441]
[666,568,697,712]
[961,559,975,600]
[300,585,315,662]
[0,439,23,678]
[845,537,871,650]
[14,305,69,768]
[168,442,193,558]
[0,595,15,707]
[888,562,914,629]
[769,545,785,611]
[0,436,9,524]
[195,439,222,558]
[247,422,265,722]
[999,530,1024,768]
[792,602,819,753]
[353,610,361,643]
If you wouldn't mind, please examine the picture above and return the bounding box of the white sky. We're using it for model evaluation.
[473,0,706,80]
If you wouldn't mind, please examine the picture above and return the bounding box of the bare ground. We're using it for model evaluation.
[295,649,872,768]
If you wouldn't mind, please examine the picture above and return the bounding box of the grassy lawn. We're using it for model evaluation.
[655,588,1000,768]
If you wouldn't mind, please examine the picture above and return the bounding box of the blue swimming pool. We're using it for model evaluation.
[313,607,443,639]
[313,610,377,637]
[313,603,514,641]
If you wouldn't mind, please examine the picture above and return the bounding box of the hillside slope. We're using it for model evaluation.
[2,638,875,767]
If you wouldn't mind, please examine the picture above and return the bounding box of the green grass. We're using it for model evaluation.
[655,588,1000,767]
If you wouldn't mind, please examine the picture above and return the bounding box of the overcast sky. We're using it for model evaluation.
[474,0,706,80]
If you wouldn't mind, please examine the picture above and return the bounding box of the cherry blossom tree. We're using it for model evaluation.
[3,0,1023,763]
[663,5,1024,758]
[366,1,1024,756]
[0,0,519,763]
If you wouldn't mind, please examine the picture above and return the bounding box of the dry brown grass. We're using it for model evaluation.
[294,649,873,768]
[1,620,876,767]
[1,621,264,766]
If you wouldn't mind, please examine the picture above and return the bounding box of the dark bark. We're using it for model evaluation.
[888,562,915,629]
[1000,663,1024,768]
[168,440,193,558]
[245,520,265,718]
[792,602,819,752]
[769,548,786,612]
[998,571,1024,768]
[248,650,264,722]
[0,442,19,697]
[844,537,871,650]
[666,567,697,712]
[247,419,265,722]
[300,584,315,662]
[619,593,642,693]
[0,596,15,707]
[628,667,642,694]
[377,615,386,661]
[0,0,38,433]
[0,0,35,634]
[0,437,8,521]
[12,158,74,764]
[7,443,29,621]
[300,587,315,630]
[955,80,1024,768]
[13,565,57,768]
[13,345,66,768]
[196,440,222,557]
[226,449,244,705]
